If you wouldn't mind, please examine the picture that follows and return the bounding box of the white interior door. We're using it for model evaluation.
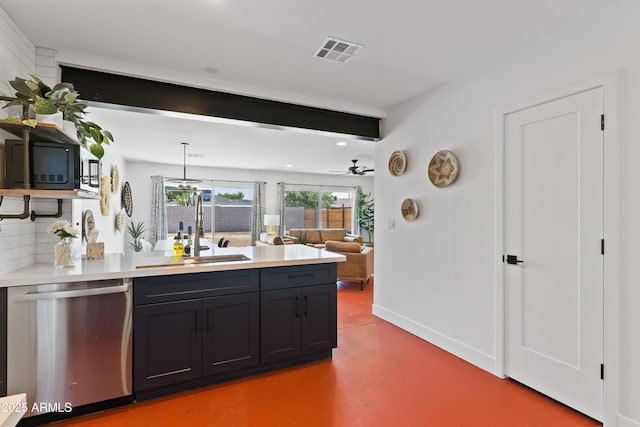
[504,87,604,420]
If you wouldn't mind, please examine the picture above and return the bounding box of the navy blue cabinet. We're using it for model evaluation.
[134,299,203,390]
[134,270,259,393]
[202,293,259,376]
[134,263,336,397]
[261,265,337,364]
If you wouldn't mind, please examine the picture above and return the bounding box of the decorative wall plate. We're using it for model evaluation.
[401,198,419,221]
[100,176,111,216]
[122,181,133,217]
[388,150,407,176]
[115,209,126,232]
[82,209,95,243]
[111,165,119,193]
[428,150,459,188]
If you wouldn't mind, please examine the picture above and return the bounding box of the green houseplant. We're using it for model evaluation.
[356,190,374,243]
[126,221,147,252]
[296,232,310,245]
[2,75,114,159]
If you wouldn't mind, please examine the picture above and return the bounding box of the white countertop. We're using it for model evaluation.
[0,245,345,287]
[0,393,26,427]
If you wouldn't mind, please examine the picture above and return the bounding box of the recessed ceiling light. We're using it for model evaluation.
[336,141,347,146]
[285,164,293,168]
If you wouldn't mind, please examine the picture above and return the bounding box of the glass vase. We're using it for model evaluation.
[54,237,74,268]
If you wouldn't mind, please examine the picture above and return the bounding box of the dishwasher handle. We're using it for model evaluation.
[11,281,130,302]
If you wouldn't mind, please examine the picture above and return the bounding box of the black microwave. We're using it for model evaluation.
[3,139,100,193]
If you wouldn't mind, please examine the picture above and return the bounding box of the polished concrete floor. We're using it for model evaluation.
[53,280,599,427]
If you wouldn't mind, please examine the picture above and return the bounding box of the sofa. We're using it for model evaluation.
[287,228,362,248]
[324,240,374,290]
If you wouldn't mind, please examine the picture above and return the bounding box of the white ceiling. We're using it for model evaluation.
[0,0,615,174]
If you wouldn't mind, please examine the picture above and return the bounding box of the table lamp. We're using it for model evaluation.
[264,215,280,235]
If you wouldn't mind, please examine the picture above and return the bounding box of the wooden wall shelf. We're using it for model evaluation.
[0,189,99,200]
[0,190,98,221]
[0,122,79,145]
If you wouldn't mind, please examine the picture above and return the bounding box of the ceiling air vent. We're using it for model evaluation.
[314,37,362,63]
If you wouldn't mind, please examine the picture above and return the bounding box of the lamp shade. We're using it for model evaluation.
[264,214,280,234]
[264,215,280,226]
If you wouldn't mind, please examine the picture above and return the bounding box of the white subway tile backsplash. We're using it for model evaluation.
[18,242,35,258]
[18,221,36,235]
[0,7,39,273]
[35,47,55,58]
[1,222,20,238]
[35,64,54,78]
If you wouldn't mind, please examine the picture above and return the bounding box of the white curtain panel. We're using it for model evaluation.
[277,182,285,234]
[251,181,266,245]
[150,175,167,247]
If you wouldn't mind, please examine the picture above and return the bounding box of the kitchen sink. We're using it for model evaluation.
[184,254,251,264]
[136,254,251,269]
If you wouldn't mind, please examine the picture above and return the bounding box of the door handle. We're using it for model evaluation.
[11,282,130,301]
[505,255,524,265]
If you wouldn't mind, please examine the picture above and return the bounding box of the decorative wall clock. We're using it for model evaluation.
[82,209,95,243]
[428,150,459,188]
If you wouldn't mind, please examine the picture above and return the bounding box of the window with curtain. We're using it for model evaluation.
[163,179,255,247]
[282,185,355,233]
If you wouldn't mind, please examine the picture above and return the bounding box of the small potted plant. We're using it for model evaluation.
[127,221,147,252]
[47,219,79,268]
[296,232,310,245]
[2,74,114,159]
[2,75,59,127]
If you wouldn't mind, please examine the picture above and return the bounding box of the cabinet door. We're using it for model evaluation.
[202,293,259,376]
[261,288,301,363]
[134,300,202,391]
[300,284,337,355]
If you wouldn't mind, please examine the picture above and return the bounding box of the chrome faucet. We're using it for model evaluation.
[193,192,204,256]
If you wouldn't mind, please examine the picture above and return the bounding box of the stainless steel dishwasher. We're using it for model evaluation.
[6,278,132,418]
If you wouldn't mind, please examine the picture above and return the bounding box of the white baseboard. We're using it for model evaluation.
[618,414,640,427]
[372,304,496,375]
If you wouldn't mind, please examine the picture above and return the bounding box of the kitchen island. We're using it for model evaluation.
[1,245,344,425]
[0,244,344,287]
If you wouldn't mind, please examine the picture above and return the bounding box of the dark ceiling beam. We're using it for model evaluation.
[61,66,380,141]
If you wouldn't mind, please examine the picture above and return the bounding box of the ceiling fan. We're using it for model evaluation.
[332,159,374,176]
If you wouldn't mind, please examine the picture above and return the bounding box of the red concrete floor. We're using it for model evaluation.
[51,279,600,427]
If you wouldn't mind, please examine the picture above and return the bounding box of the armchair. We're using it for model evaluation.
[324,240,373,290]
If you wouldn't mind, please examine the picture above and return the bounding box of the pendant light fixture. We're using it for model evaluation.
[167,142,202,184]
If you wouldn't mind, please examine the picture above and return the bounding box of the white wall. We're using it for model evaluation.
[374,1,639,425]
[125,160,373,246]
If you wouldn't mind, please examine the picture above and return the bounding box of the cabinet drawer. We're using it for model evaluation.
[260,264,337,291]
[134,269,259,305]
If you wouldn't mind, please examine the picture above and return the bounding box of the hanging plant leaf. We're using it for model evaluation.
[103,130,114,143]
[90,127,103,142]
[89,142,104,159]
